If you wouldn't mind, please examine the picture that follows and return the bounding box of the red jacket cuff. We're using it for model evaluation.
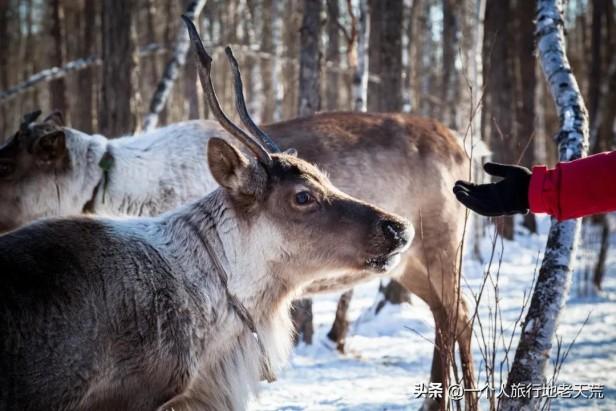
[528,165,549,215]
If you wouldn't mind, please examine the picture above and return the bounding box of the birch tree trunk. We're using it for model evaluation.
[499,1,589,409]
[292,0,323,345]
[142,0,207,131]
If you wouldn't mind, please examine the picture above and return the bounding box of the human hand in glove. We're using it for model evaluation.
[453,162,532,217]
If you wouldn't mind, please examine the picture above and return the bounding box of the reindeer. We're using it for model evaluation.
[0,20,412,411]
[0,109,225,232]
[0,25,481,411]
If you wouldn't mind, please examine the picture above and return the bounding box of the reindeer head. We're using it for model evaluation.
[0,111,101,233]
[184,18,413,286]
[0,111,67,173]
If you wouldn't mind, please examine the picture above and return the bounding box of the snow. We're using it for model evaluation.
[249,215,616,410]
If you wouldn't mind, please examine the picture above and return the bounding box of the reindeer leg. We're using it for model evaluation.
[398,261,448,411]
[428,302,478,411]
[454,299,478,411]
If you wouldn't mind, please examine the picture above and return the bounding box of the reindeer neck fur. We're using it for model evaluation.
[158,190,294,410]
[90,121,220,217]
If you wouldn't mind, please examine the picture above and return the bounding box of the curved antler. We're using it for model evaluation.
[181,15,272,166]
[224,47,281,153]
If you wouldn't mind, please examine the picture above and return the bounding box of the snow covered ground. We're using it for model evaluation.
[249,216,616,410]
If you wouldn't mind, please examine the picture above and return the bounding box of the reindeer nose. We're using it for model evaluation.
[379,219,413,250]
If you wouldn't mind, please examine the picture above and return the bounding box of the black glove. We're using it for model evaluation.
[453,162,532,217]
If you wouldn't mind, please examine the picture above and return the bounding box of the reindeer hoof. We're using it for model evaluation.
[320,336,338,351]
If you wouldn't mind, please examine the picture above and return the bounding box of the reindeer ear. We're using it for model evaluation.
[33,130,67,166]
[208,138,250,191]
[43,111,65,127]
[20,110,42,132]
[207,138,266,198]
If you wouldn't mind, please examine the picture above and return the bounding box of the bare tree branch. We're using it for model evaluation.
[1,42,381,109]
[0,44,164,104]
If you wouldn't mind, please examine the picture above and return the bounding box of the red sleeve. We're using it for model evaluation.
[528,151,616,221]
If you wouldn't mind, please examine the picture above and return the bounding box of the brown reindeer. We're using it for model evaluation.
[224,44,477,409]
[266,114,476,410]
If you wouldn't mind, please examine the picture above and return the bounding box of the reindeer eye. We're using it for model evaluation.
[294,191,314,206]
